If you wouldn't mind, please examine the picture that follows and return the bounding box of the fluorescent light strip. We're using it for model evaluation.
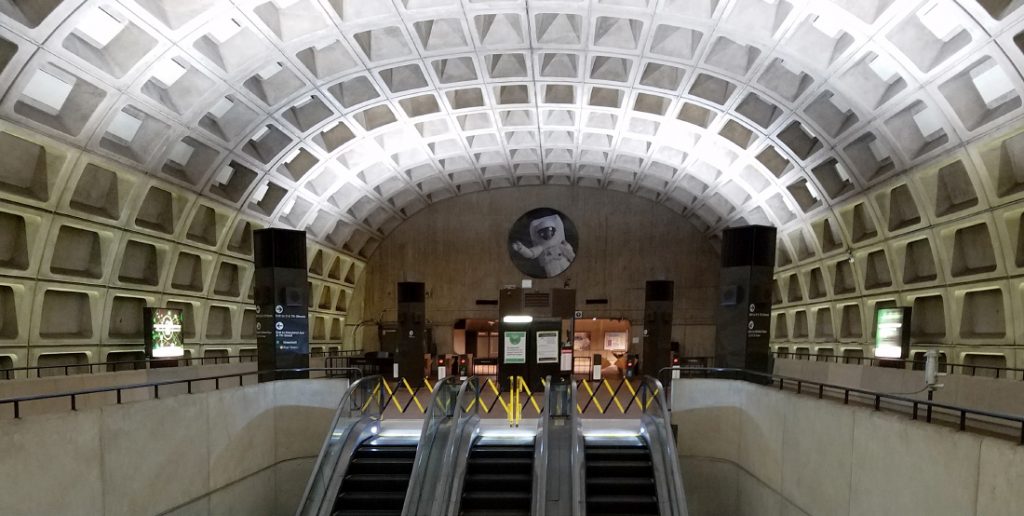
[503,315,533,323]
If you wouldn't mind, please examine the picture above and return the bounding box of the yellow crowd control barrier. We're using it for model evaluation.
[366,376,658,420]
[575,379,660,415]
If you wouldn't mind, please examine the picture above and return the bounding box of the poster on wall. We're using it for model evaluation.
[573,332,591,351]
[537,331,559,363]
[144,307,185,359]
[508,208,579,278]
[504,331,527,364]
[604,332,628,351]
[875,307,911,359]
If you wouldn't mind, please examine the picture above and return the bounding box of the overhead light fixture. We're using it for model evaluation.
[503,315,533,324]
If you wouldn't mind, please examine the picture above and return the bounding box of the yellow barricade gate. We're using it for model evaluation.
[362,376,658,422]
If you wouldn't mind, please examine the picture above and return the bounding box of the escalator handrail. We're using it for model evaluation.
[638,375,688,516]
[570,378,585,516]
[435,376,483,516]
[296,374,384,516]
[532,376,553,516]
[402,375,465,516]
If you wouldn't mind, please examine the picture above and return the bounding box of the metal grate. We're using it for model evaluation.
[524,292,550,308]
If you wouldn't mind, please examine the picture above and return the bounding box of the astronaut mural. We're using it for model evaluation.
[508,208,579,278]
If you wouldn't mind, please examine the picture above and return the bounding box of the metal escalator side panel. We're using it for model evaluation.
[532,376,552,516]
[440,420,481,516]
[402,376,465,516]
[571,380,586,516]
[539,376,580,516]
[433,377,483,516]
[638,376,689,516]
[297,375,386,516]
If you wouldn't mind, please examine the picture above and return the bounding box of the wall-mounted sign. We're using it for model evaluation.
[504,331,527,364]
[144,308,185,359]
[875,307,912,359]
[746,302,771,342]
[537,331,559,363]
[604,332,628,351]
[508,208,578,278]
[573,332,591,351]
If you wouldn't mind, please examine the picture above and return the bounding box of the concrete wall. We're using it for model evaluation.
[774,357,1024,422]
[350,186,721,356]
[0,378,348,516]
[0,362,258,418]
[672,378,1024,516]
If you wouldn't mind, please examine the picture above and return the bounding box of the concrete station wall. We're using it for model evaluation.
[774,357,1024,417]
[0,378,347,516]
[672,378,1024,516]
[350,186,721,356]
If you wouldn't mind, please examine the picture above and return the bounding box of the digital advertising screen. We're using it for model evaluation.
[875,307,910,359]
[145,308,185,359]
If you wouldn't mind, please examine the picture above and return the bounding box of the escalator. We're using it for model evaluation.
[584,436,659,516]
[330,436,417,516]
[458,437,535,516]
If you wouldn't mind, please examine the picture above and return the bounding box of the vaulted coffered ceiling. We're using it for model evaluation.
[4,0,1022,262]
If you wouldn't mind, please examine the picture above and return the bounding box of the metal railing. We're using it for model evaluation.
[437,377,483,516]
[402,375,465,516]
[661,366,1024,445]
[297,374,384,516]
[0,350,364,380]
[773,350,1024,380]
[638,375,688,516]
[0,367,361,419]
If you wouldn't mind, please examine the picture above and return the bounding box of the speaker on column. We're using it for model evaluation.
[396,282,426,384]
[642,280,674,376]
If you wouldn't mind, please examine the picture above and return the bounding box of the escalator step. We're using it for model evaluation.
[461,491,531,509]
[342,473,411,490]
[348,457,415,474]
[350,457,416,464]
[466,457,532,474]
[467,457,532,465]
[470,446,534,458]
[585,458,647,470]
[333,511,402,516]
[354,446,417,458]
[460,511,530,516]
[587,494,658,514]
[586,448,649,458]
[463,473,532,490]
[586,476,656,495]
[337,491,406,510]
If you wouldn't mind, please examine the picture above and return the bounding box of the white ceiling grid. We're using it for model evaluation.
[0,0,1023,263]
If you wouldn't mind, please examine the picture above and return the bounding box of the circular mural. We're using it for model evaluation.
[508,208,579,278]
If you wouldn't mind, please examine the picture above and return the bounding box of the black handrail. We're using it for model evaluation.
[0,350,364,380]
[773,351,1024,379]
[658,366,1024,445]
[0,367,362,419]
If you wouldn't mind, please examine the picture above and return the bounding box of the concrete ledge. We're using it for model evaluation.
[0,378,347,515]
[673,378,1024,516]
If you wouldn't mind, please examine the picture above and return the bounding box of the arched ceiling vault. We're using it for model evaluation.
[1,0,1024,269]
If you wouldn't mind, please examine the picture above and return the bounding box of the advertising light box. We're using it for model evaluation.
[874,307,911,360]
[145,307,185,359]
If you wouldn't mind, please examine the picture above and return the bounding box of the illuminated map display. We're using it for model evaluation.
[146,308,185,358]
